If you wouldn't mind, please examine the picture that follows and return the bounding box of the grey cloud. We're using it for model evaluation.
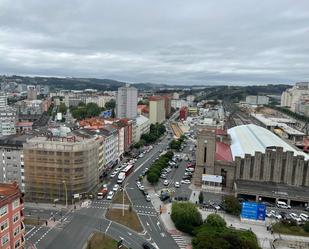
[0,0,308,85]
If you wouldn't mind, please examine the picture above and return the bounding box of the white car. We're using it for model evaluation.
[300,213,309,222]
[267,210,282,219]
[106,191,114,200]
[113,184,119,192]
[186,167,195,172]
[139,185,145,191]
[175,182,180,188]
[136,181,141,187]
[110,172,116,178]
[163,180,169,186]
[181,179,191,184]
[289,213,302,223]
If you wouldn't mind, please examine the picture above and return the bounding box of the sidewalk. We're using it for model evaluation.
[25,202,71,211]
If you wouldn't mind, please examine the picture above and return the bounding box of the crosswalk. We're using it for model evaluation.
[171,234,188,249]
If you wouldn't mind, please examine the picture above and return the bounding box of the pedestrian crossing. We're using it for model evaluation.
[171,234,188,249]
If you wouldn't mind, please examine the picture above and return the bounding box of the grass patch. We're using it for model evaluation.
[112,190,130,205]
[24,217,46,226]
[273,222,309,237]
[86,232,127,249]
[106,209,143,233]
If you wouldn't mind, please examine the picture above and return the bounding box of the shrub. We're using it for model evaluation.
[198,192,204,204]
[171,202,203,234]
[222,196,241,216]
[205,214,226,228]
[303,221,309,233]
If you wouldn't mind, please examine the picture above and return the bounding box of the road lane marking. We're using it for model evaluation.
[105,221,112,233]
[25,226,36,236]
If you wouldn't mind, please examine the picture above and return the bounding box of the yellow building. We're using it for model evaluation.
[149,96,166,124]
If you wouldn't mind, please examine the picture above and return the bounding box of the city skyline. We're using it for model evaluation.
[0,0,308,85]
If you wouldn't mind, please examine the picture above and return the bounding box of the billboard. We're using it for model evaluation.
[101,110,112,118]
[241,202,266,221]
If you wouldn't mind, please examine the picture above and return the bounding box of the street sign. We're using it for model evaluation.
[241,202,266,221]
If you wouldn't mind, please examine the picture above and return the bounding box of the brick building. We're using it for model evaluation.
[0,182,25,249]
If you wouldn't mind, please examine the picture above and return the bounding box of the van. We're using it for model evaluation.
[276,201,291,209]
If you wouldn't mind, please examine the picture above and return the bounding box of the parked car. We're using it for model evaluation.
[106,191,114,200]
[289,213,302,223]
[299,213,309,222]
[139,185,145,191]
[267,210,282,219]
[175,181,180,188]
[110,172,117,178]
[163,180,169,186]
[160,174,167,179]
[276,201,291,209]
[181,179,191,184]
[112,184,119,192]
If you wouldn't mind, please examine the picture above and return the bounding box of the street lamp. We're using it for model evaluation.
[62,180,68,208]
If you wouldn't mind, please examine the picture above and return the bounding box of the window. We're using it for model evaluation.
[0,205,8,217]
[13,213,19,223]
[14,239,20,249]
[13,199,20,209]
[1,233,9,246]
[0,220,8,231]
[14,226,20,237]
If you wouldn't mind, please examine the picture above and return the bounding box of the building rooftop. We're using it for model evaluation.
[0,134,33,147]
[227,124,309,160]
[0,182,19,201]
[215,141,233,162]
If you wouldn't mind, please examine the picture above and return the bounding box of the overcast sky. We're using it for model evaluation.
[0,0,308,85]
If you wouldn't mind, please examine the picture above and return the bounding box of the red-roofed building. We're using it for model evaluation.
[215,141,233,162]
[0,182,25,249]
[179,106,188,120]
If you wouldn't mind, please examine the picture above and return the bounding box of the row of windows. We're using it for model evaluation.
[1,213,20,232]
[1,232,22,248]
[0,199,20,217]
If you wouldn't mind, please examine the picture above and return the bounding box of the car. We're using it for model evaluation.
[160,174,167,179]
[175,181,180,188]
[186,167,195,172]
[181,179,191,184]
[289,213,302,223]
[110,172,116,178]
[112,184,119,192]
[139,153,144,158]
[267,210,282,219]
[136,181,141,187]
[139,185,145,191]
[300,213,309,222]
[106,191,114,200]
[145,195,151,202]
[163,180,169,186]
[184,172,193,176]
[142,242,156,249]
[160,192,170,201]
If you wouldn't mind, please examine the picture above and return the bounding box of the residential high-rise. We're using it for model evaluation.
[27,85,37,100]
[0,92,17,136]
[0,182,25,249]
[116,84,138,119]
[149,96,166,124]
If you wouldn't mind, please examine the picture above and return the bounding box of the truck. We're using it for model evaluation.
[117,172,126,184]
[97,185,108,199]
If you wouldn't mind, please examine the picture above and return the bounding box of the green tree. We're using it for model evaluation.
[147,172,159,184]
[171,202,203,234]
[85,103,101,117]
[304,221,309,233]
[59,103,67,114]
[205,214,226,228]
[105,99,116,110]
[222,196,241,216]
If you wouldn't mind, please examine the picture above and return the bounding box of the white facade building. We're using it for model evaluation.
[133,115,150,143]
[0,92,16,136]
[245,95,269,105]
[171,99,188,109]
[116,85,138,119]
[281,82,309,111]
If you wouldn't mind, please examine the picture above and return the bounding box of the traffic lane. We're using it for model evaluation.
[140,215,178,249]
[45,213,110,249]
[106,222,145,249]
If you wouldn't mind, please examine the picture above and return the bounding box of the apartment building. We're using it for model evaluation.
[0,135,30,193]
[0,92,17,136]
[0,182,25,249]
[23,133,100,203]
[133,115,150,143]
[116,85,138,119]
[149,96,165,124]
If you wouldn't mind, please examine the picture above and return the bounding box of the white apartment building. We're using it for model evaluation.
[281,82,309,111]
[133,115,150,143]
[245,95,269,105]
[0,92,16,136]
[171,99,188,109]
[116,85,138,119]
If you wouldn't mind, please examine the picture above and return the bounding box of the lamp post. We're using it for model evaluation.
[62,180,68,208]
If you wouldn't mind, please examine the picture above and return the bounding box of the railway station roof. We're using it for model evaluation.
[227,124,309,160]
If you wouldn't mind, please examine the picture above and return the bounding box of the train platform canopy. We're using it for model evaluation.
[227,124,309,160]
[236,179,309,202]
